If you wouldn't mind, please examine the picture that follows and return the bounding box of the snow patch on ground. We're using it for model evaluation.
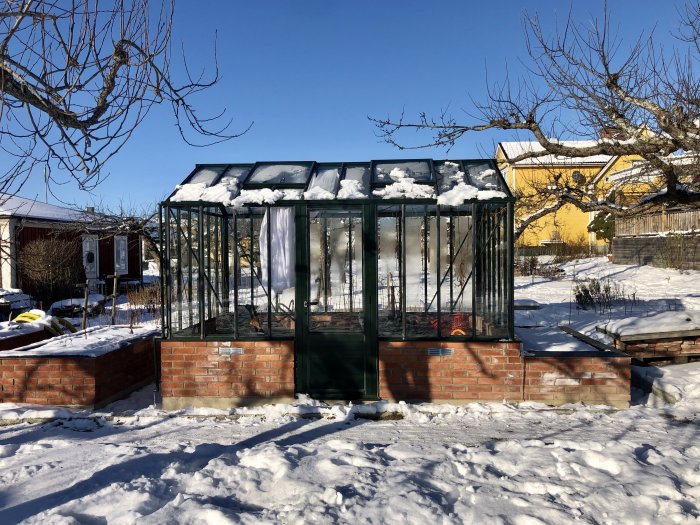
[599,310,700,337]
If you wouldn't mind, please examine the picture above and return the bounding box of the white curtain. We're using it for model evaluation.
[259,207,295,294]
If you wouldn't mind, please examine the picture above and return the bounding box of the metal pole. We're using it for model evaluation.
[175,208,182,334]
[472,203,477,339]
[449,211,454,312]
[436,206,442,338]
[401,204,406,340]
[266,206,272,337]
[423,213,428,312]
[159,204,167,338]
[348,211,354,312]
[507,202,515,340]
[81,280,89,331]
[198,206,205,339]
[110,274,117,325]
[187,210,193,330]
[232,212,239,339]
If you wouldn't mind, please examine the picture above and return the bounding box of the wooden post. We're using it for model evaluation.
[662,208,668,232]
[110,274,118,325]
[82,280,89,331]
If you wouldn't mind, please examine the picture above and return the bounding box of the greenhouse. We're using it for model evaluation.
[160,159,516,402]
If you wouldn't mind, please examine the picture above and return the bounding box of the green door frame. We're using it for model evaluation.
[294,203,378,399]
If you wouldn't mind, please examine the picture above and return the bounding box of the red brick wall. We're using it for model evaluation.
[0,338,156,406]
[613,336,700,359]
[0,329,54,351]
[160,339,631,408]
[160,340,294,403]
[0,357,96,405]
[95,338,155,403]
[379,341,524,402]
[523,355,631,408]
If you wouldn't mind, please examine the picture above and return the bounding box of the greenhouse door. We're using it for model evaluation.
[297,206,378,399]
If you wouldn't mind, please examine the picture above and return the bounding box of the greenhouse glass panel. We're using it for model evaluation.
[261,207,296,336]
[232,207,271,337]
[377,205,402,337]
[200,207,229,335]
[187,166,225,186]
[438,206,474,337]
[405,205,439,338]
[340,165,370,198]
[167,207,202,336]
[373,160,432,184]
[474,203,510,338]
[308,209,363,332]
[463,161,507,192]
[246,163,312,186]
[435,161,466,193]
[222,165,252,180]
[305,167,341,199]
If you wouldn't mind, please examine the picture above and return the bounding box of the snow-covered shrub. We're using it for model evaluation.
[573,278,627,312]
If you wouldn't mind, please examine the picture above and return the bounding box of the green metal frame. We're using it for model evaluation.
[294,203,378,399]
[160,159,515,349]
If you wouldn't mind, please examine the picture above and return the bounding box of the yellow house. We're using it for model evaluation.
[592,155,661,207]
[496,141,644,249]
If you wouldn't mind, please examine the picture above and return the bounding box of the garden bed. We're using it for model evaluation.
[598,311,700,361]
[0,325,159,407]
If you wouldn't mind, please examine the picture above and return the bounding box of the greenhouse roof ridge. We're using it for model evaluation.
[165,158,513,206]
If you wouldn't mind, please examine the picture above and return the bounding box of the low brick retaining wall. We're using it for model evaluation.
[612,335,700,360]
[523,351,631,408]
[378,341,523,402]
[160,340,295,410]
[0,334,156,407]
[161,339,631,408]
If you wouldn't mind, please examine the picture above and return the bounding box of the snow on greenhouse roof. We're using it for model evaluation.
[166,159,512,207]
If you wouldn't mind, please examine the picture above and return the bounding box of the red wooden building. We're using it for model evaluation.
[0,195,143,298]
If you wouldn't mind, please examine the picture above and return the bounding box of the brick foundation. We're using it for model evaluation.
[0,338,155,407]
[523,351,631,408]
[378,340,523,402]
[613,335,700,360]
[159,340,295,409]
[160,339,631,408]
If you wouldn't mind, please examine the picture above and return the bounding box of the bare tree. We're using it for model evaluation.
[371,3,700,237]
[0,0,246,196]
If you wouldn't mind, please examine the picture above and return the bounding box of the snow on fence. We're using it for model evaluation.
[616,208,700,237]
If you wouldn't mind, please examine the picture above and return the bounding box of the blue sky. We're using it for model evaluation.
[19,0,683,212]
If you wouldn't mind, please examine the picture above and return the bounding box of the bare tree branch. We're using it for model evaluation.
[370,2,700,237]
[0,0,249,195]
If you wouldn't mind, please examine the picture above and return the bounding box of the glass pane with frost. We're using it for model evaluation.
[374,161,432,184]
[247,163,312,185]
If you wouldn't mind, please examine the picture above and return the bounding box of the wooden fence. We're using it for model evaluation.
[615,209,700,237]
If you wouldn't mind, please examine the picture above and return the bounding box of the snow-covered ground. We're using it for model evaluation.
[0,381,698,524]
[0,257,698,523]
[515,257,700,352]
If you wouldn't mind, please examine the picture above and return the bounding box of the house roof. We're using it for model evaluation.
[164,159,514,207]
[594,151,700,186]
[498,141,613,167]
[0,194,87,222]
